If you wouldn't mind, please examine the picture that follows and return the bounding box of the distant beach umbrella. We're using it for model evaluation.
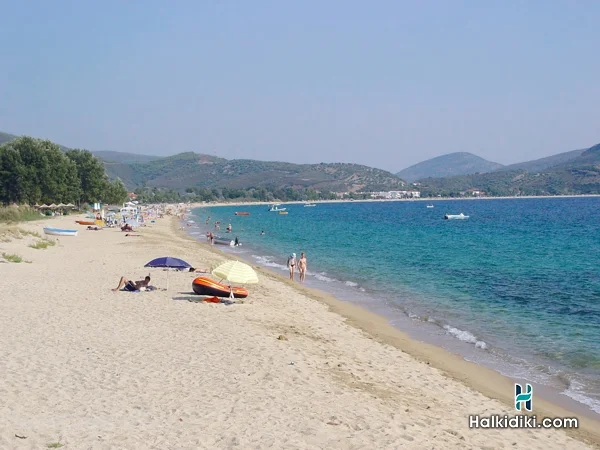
[40,204,49,209]
[48,203,58,209]
[144,256,193,290]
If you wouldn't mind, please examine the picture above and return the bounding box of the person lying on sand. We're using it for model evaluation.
[187,267,208,273]
[125,233,141,237]
[112,276,151,292]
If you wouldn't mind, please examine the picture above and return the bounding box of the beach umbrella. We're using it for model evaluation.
[48,203,58,209]
[144,256,193,290]
[212,261,259,298]
[40,204,49,209]
[66,203,75,208]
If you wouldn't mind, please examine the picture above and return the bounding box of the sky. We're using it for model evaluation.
[1,1,599,172]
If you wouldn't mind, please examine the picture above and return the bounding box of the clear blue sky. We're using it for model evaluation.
[1,1,598,171]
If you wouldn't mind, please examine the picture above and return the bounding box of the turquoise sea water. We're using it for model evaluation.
[189,198,600,414]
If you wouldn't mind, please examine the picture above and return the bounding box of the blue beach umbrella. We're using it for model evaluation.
[144,256,192,290]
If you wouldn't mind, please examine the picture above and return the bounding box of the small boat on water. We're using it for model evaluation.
[426,205,434,208]
[278,211,288,215]
[192,277,249,298]
[444,213,469,220]
[235,212,250,216]
[304,203,316,207]
[213,237,235,246]
[43,227,78,236]
[268,204,286,212]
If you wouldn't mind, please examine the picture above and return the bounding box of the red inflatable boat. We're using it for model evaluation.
[191,277,249,298]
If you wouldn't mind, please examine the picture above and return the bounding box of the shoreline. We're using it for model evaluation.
[185,194,600,209]
[180,210,600,442]
[1,213,599,448]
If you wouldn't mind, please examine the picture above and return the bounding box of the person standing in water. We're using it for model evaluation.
[287,253,296,280]
[298,252,307,282]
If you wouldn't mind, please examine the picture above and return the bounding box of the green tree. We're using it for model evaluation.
[66,149,108,204]
[104,179,128,204]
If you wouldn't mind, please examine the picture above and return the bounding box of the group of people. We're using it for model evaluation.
[287,252,308,282]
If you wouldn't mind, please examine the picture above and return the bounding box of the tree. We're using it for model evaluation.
[0,137,79,205]
[104,179,128,204]
[65,149,108,204]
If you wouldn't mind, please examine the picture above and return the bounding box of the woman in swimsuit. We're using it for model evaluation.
[287,253,296,280]
[298,252,307,282]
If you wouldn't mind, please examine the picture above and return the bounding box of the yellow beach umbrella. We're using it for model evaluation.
[212,261,259,285]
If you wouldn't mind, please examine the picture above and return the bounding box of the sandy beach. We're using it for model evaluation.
[1,213,599,449]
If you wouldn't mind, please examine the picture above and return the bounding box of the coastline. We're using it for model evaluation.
[0,213,598,448]
[186,193,600,209]
[181,208,600,442]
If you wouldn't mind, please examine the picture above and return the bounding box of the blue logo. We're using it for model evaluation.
[515,383,533,411]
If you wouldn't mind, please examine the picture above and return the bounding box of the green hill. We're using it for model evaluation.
[417,142,600,196]
[396,152,503,182]
[105,152,407,192]
[92,150,161,164]
[0,132,17,146]
[494,148,585,173]
[1,130,407,192]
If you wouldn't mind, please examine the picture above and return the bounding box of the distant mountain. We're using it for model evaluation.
[92,150,161,164]
[417,142,600,196]
[396,152,503,182]
[0,132,17,146]
[494,148,586,173]
[104,152,408,192]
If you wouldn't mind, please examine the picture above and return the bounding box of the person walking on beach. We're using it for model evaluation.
[298,252,307,282]
[287,253,296,280]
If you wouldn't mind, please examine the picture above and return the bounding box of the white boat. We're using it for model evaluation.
[444,213,469,220]
[426,204,434,208]
[268,204,287,212]
[304,203,316,207]
[43,227,78,236]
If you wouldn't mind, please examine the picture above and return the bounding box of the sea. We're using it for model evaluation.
[185,198,600,415]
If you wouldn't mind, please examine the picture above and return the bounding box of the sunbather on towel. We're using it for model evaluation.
[112,275,151,292]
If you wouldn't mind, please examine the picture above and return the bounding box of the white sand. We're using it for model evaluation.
[0,214,598,449]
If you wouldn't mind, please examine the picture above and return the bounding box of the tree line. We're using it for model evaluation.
[0,137,128,206]
[132,186,357,204]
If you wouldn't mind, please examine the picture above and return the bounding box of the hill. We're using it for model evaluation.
[0,132,17,146]
[105,152,408,192]
[92,151,161,164]
[494,148,586,173]
[417,142,600,196]
[396,152,503,182]
[0,131,158,164]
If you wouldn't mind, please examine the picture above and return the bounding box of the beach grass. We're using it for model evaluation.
[46,443,64,449]
[0,206,43,223]
[2,252,31,263]
[29,239,56,250]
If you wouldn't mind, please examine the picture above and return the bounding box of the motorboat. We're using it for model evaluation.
[235,212,250,216]
[426,205,434,208]
[268,204,286,212]
[43,227,78,236]
[304,203,316,207]
[444,213,469,220]
[192,277,249,298]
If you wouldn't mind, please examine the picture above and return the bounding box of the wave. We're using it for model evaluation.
[443,325,488,350]
[313,272,336,282]
[252,255,288,272]
[345,281,359,287]
[562,379,600,414]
